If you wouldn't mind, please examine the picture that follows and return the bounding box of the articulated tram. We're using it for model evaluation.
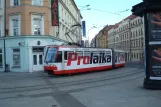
[44,45,125,75]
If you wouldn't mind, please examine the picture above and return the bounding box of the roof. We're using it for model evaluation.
[110,14,138,29]
[106,25,114,31]
[124,14,137,21]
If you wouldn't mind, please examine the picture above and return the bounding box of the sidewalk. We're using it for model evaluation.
[125,61,144,68]
[70,77,161,107]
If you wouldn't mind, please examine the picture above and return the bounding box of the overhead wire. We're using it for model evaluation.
[10,0,129,17]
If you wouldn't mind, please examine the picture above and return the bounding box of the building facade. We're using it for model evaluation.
[84,40,89,47]
[90,38,95,47]
[0,0,82,72]
[90,25,114,48]
[108,15,144,61]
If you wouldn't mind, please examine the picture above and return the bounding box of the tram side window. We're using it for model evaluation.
[100,51,105,55]
[64,51,74,60]
[84,51,90,56]
[57,51,62,63]
[64,51,67,60]
[76,51,83,57]
[115,52,118,62]
[93,51,98,56]
[106,51,111,55]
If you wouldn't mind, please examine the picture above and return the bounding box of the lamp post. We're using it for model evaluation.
[78,5,90,47]
[87,26,97,47]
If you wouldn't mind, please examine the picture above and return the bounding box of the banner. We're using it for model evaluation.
[82,21,86,37]
[148,12,161,80]
[149,45,161,79]
[51,0,59,26]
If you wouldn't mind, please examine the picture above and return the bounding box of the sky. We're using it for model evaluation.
[74,0,142,42]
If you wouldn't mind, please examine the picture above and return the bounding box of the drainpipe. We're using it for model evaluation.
[4,0,7,72]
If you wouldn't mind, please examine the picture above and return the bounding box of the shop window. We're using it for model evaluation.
[13,49,20,67]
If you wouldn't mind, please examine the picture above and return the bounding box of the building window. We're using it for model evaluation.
[13,49,20,67]
[141,28,143,35]
[0,20,2,37]
[9,15,20,36]
[0,49,2,67]
[0,0,2,8]
[32,0,43,6]
[32,15,44,35]
[10,0,20,6]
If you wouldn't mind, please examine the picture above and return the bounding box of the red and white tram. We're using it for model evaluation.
[44,46,125,75]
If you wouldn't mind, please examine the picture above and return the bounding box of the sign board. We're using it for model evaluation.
[51,0,59,26]
[82,21,86,37]
[148,12,161,80]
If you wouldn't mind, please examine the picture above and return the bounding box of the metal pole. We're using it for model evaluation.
[78,9,81,46]
[4,0,6,72]
[95,37,96,47]
[129,21,132,61]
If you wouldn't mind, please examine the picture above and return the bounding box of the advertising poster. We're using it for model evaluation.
[149,45,161,79]
[148,12,161,42]
[148,12,161,80]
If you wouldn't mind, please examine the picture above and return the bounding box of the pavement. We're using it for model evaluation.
[71,78,161,107]
[0,62,161,107]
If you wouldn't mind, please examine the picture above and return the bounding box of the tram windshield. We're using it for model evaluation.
[45,48,57,63]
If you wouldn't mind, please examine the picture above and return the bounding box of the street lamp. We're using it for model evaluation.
[78,5,90,47]
[87,26,97,47]
[81,8,91,11]
[80,5,90,10]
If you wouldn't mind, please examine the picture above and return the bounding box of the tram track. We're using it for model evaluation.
[54,68,143,87]
[0,68,143,94]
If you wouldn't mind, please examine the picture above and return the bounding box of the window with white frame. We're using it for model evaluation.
[32,0,42,6]
[13,49,20,67]
[10,15,20,36]
[10,0,20,6]
[32,15,44,35]
[0,49,2,67]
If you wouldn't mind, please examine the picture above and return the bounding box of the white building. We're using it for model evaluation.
[108,15,144,62]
